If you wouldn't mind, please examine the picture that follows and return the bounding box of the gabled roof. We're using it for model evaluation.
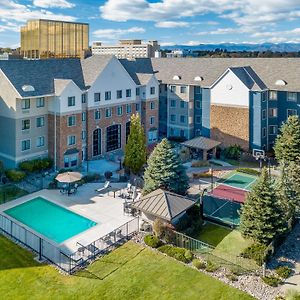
[181,136,221,150]
[136,73,153,85]
[132,188,195,221]
[54,79,73,95]
[0,59,85,97]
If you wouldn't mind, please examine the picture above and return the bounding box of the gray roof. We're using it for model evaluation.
[148,57,300,91]
[54,79,73,95]
[132,188,195,221]
[0,59,85,97]
[181,136,221,150]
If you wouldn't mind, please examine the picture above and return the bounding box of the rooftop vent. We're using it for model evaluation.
[275,79,287,86]
[22,85,35,92]
[173,75,181,80]
[194,76,203,81]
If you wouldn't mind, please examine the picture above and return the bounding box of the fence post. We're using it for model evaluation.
[39,238,42,260]
[126,221,129,239]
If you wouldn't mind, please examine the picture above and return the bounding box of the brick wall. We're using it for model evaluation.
[210,104,249,150]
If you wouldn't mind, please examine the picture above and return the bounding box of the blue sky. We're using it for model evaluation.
[1,0,300,48]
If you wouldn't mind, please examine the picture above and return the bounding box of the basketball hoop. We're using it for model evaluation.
[252,149,265,160]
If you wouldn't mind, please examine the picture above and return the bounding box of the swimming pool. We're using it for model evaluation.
[4,197,97,244]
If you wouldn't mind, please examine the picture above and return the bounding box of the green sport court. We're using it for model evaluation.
[218,172,257,190]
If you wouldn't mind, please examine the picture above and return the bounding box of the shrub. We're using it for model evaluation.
[104,171,113,180]
[5,169,26,182]
[241,243,267,266]
[48,181,57,189]
[82,173,101,183]
[285,289,300,300]
[19,158,53,172]
[184,250,193,261]
[226,273,238,282]
[153,219,166,239]
[276,266,292,279]
[236,168,261,176]
[191,160,210,168]
[223,145,242,160]
[205,260,219,272]
[158,245,191,263]
[262,275,282,287]
[144,234,162,248]
[168,136,187,143]
[192,172,211,179]
[192,259,206,269]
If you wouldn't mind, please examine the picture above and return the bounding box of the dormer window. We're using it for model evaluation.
[194,76,203,81]
[22,85,35,92]
[173,75,181,80]
[275,79,287,86]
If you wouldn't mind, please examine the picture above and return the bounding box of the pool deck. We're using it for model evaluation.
[0,183,134,254]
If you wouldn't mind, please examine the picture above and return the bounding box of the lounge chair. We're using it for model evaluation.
[95,181,111,193]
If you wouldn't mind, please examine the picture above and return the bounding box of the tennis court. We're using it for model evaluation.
[219,172,257,190]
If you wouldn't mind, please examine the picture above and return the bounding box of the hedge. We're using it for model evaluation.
[276,266,292,279]
[192,259,206,269]
[236,168,261,176]
[5,169,26,182]
[262,275,282,287]
[157,245,193,263]
[19,158,53,173]
[144,235,162,248]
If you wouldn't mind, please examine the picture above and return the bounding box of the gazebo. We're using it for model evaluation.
[181,136,221,161]
[131,188,196,225]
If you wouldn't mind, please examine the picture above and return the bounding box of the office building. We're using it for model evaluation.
[21,19,89,59]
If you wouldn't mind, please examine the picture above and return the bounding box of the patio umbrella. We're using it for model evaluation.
[55,171,83,183]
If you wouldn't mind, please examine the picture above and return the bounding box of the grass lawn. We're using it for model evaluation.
[192,223,258,271]
[0,235,254,300]
[0,185,28,204]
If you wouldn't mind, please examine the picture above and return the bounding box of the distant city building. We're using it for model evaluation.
[166,49,189,58]
[21,19,89,59]
[92,40,160,59]
[0,52,22,60]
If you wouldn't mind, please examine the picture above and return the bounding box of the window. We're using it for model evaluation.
[180,86,187,94]
[82,130,86,140]
[180,101,185,109]
[269,125,277,135]
[67,135,76,146]
[262,109,266,120]
[70,156,77,167]
[170,99,176,107]
[196,116,201,124]
[105,108,112,118]
[22,119,30,130]
[150,87,155,95]
[150,102,155,110]
[68,115,76,127]
[82,112,86,122]
[269,108,277,118]
[64,157,69,168]
[136,103,140,112]
[36,136,45,147]
[261,92,267,102]
[22,99,30,109]
[170,85,176,93]
[105,91,111,101]
[68,96,75,106]
[150,116,155,125]
[195,100,201,109]
[126,104,132,114]
[288,92,297,102]
[287,109,297,117]
[262,127,267,138]
[94,93,101,102]
[195,86,201,94]
[106,124,121,152]
[81,93,87,103]
[170,114,176,122]
[136,87,140,96]
[269,91,277,100]
[126,121,131,143]
[93,129,101,156]
[117,90,122,99]
[117,106,123,116]
[36,97,45,108]
[36,116,45,128]
[126,89,131,97]
[180,115,186,123]
[95,110,101,120]
[148,130,158,143]
[21,139,30,151]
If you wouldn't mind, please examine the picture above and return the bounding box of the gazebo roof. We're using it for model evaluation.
[181,136,221,151]
[132,189,195,221]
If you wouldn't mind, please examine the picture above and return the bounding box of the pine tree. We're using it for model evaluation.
[240,168,286,244]
[143,138,189,195]
[124,113,147,174]
[274,115,300,164]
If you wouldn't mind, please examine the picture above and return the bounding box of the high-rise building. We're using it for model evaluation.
[21,19,89,59]
[92,40,160,59]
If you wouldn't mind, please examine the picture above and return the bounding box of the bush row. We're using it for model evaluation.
[19,158,53,173]
[157,245,193,263]
[236,168,261,176]
[5,169,26,182]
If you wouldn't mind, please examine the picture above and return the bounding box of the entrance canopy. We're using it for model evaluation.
[181,136,221,151]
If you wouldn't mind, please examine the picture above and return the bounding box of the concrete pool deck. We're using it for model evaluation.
[0,183,135,254]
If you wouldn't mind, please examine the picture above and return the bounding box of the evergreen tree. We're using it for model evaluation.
[274,115,300,163]
[240,168,286,244]
[143,138,189,195]
[124,113,147,174]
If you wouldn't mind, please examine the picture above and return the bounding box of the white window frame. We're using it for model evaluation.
[22,119,30,131]
[22,99,30,109]
[68,115,76,127]
[36,116,45,128]
[269,90,277,101]
[68,96,75,107]
[36,136,45,147]
[21,139,31,151]
[269,125,277,135]
[67,135,76,146]
[287,92,297,102]
[36,97,45,108]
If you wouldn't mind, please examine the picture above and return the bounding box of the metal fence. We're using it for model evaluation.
[0,213,139,274]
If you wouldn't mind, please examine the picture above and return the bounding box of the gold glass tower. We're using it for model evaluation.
[21,19,89,59]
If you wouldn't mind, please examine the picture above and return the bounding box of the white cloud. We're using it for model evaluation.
[93,27,145,39]
[33,0,75,9]
[185,41,201,46]
[160,42,176,46]
[155,21,189,28]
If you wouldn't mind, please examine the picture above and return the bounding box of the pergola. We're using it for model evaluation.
[181,136,221,161]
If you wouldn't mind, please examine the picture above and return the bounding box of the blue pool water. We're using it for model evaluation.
[4,197,97,243]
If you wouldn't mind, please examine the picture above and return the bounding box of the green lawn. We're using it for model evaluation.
[0,235,254,300]
[0,185,28,204]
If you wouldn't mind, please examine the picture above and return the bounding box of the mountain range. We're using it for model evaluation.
[163,43,300,52]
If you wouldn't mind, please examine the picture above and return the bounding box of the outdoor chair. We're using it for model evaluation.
[95,181,111,194]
